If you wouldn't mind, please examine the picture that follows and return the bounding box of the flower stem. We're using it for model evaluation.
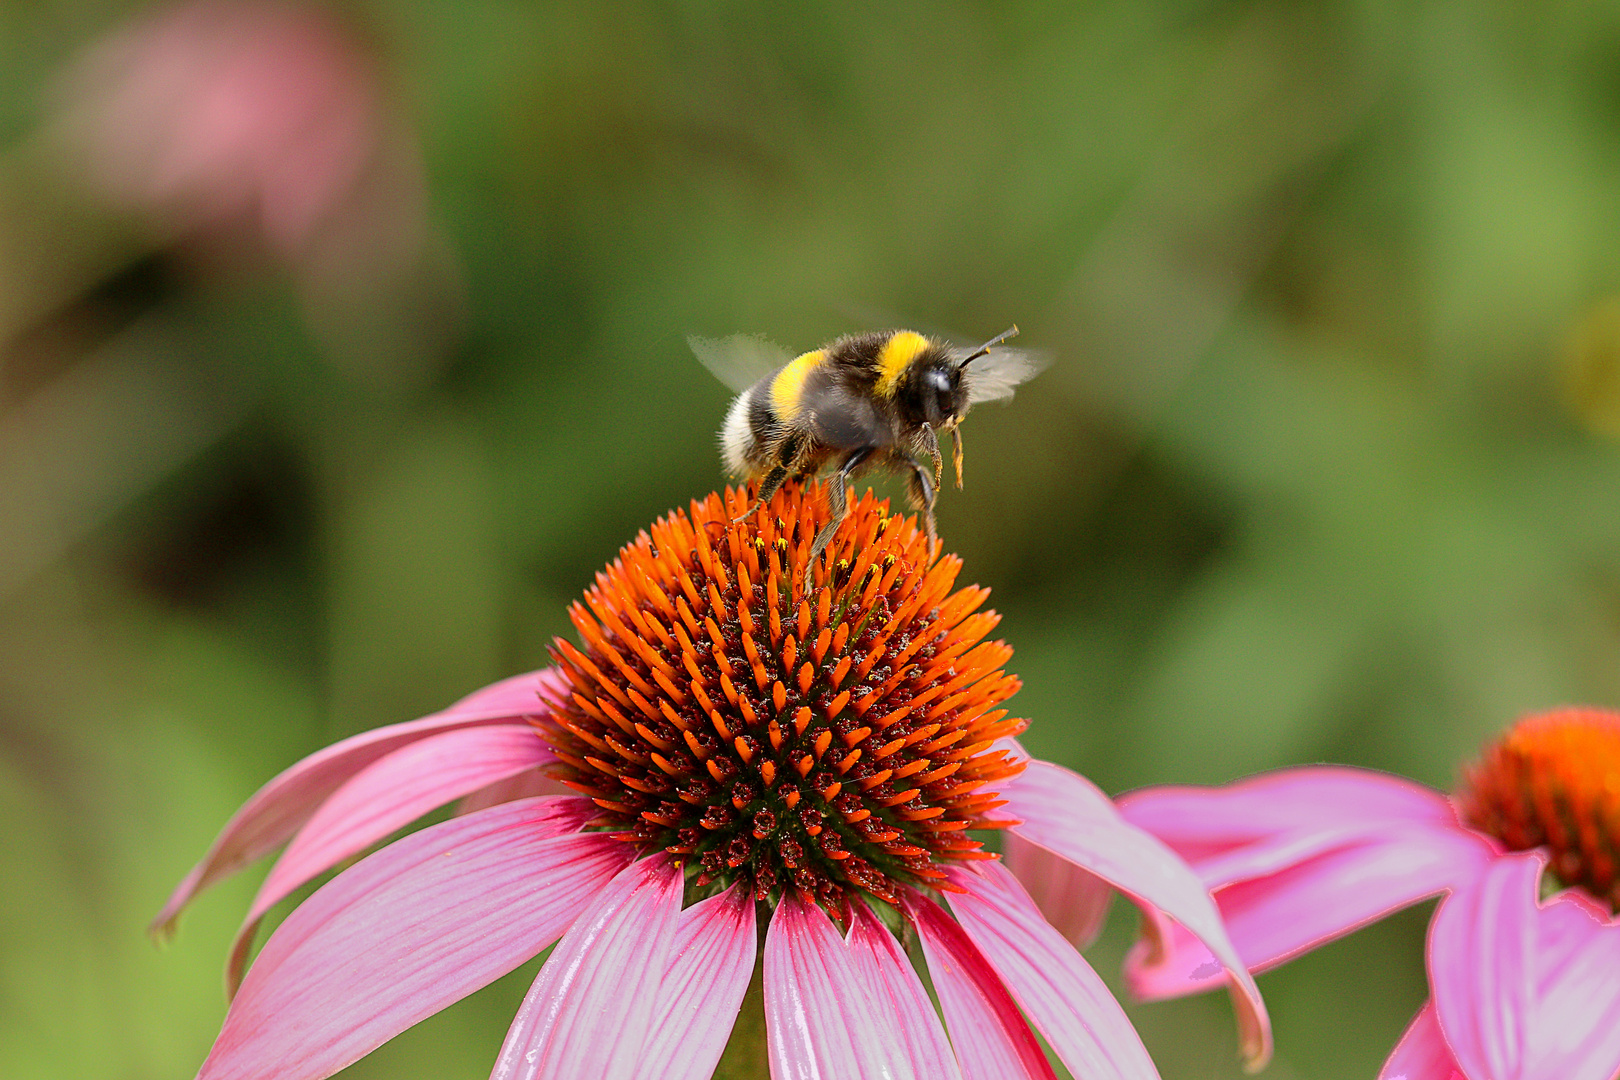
[712,958,767,1079]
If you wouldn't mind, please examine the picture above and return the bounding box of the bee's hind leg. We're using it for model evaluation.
[802,448,871,589]
[734,436,803,524]
[736,464,789,524]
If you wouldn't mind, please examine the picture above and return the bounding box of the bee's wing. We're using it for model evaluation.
[955,346,1050,404]
[688,333,793,393]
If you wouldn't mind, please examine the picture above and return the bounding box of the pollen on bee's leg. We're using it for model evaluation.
[534,478,1028,913]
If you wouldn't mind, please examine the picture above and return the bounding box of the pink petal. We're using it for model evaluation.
[153,667,565,936]
[1524,893,1620,1078]
[458,769,573,816]
[1430,854,1538,1080]
[904,891,1058,1080]
[1430,852,1620,1080]
[634,884,758,1080]
[441,666,570,716]
[945,863,1160,1080]
[1380,1003,1466,1080]
[1002,759,1271,1068]
[992,735,1032,769]
[764,895,907,1079]
[1118,767,1463,860]
[491,856,683,1080]
[1005,831,1113,949]
[227,723,553,995]
[1118,766,1494,895]
[198,796,626,1080]
[846,902,963,1080]
[1124,824,1491,1000]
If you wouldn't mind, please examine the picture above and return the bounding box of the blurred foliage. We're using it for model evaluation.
[4,0,1620,1077]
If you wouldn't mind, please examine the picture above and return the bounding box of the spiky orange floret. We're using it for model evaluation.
[1457,708,1620,911]
[537,481,1027,914]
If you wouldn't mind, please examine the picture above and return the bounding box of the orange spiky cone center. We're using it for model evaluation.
[1457,708,1620,912]
[537,481,1028,914]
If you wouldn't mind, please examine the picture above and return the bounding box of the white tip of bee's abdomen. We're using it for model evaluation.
[720,392,754,476]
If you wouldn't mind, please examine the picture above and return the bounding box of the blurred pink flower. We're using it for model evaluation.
[50,1,462,386]
[56,1,382,258]
[1080,709,1620,1080]
[158,487,1270,1080]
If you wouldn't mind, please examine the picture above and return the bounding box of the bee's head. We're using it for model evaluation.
[915,326,1020,426]
[887,327,1019,428]
[917,359,967,426]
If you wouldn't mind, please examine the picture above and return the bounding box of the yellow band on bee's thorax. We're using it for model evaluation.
[770,349,824,421]
[874,331,930,399]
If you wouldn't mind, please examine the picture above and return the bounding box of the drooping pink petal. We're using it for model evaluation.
[1380,1003,1466,1080]
[904,891,1057,1080]
[227,723,553,995]
[1005,831,1113,949]
[236,794,592,988]
[1118,767,1465,860]
[457,768,573,816]
[1118,766,1495,898]
[634,885,758,1080]
[846,902,963,1080]
[945,863,1161,1080]
[1123,824,1492,1001]
[1000,759,1271,1068]
[197,796,626,1080]
[441,666,569,717]
[1430,853,1537,1080]
[153,667,565,936]
[1523,890,1620,1080]
[992,735,1032,769]
[764,894,907,1079]
[1430,852,1620,1080]
[491,856,683,1080]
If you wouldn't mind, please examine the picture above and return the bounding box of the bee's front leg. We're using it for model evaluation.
[917,423,943,487]
[948,423,965,489]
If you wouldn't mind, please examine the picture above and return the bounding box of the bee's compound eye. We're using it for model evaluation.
[922,367,955,422]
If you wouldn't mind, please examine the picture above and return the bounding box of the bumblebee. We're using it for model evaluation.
[690,325,1044,580]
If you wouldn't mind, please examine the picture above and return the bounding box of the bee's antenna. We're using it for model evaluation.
[956,325,1019,368]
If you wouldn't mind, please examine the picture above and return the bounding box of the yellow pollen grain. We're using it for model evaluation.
[874,331,931,399]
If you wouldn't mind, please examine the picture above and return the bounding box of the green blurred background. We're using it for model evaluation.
[5,1,1620,1077]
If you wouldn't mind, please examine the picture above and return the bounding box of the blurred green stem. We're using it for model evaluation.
[712,959,767,1080]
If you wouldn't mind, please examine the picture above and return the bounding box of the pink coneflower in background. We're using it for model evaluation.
[1084,709,1620,1080]
[158,482,1269,1079]
[53,0,382,258]
[46,0,461,389]
[50,0,405,262]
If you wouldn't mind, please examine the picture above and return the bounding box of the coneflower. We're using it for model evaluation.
[158,481,1268,1080]
[1109,708,1620,1080]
